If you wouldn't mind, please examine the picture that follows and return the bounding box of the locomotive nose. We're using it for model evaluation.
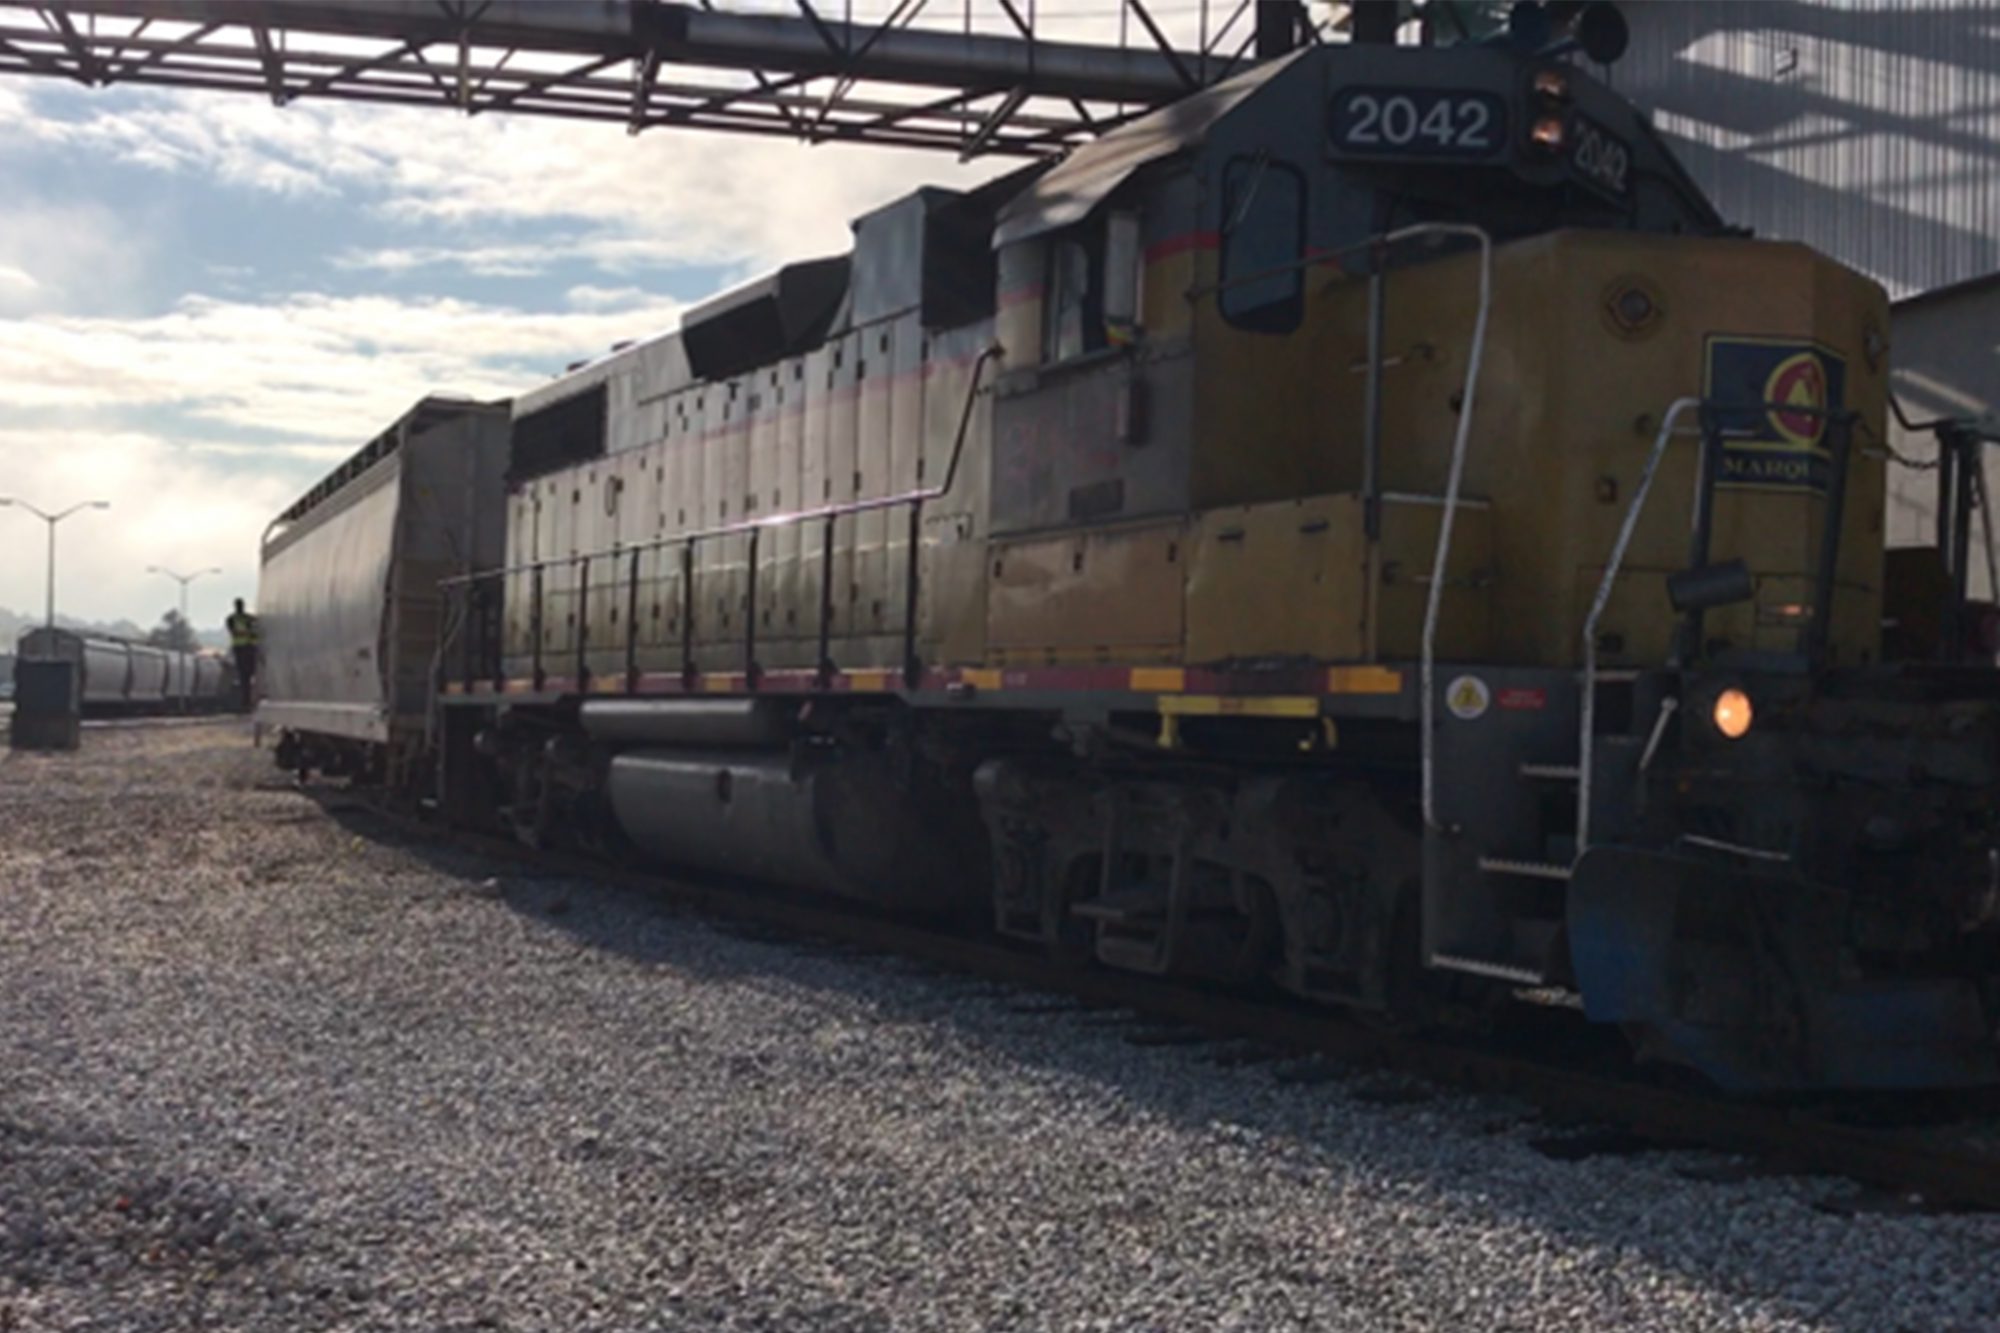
[1568,843,2000,1091]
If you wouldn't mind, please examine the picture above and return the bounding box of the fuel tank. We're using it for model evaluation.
[604,747,982,913]
[580,699,790,748]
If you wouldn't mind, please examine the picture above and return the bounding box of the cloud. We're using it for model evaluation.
[563,284,655,311]
[0,200,148,316]
[332,243,555,278]
[0,427,301,631]
[0,288,685,443]
[0,56,1035,626]
[19,86,999,278]
[21,91,359,197]
[0,283,688,625]
[329,232,742,279]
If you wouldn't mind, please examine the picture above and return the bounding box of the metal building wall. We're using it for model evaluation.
[1884,282,2000,599]
[1615,1,2000,300]
[1615,2,2000,602]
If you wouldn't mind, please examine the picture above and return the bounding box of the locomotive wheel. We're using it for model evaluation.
[1216,879,1282,988]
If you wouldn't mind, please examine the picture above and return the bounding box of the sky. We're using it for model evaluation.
[0,64,1000,635]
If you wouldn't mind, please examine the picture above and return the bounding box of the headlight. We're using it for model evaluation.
[1712,687,1753,740]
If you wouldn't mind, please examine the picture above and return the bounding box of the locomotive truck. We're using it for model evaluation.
[257,36,2000,1093]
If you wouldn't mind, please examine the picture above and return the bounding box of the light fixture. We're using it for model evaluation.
[1712,687,1754,740]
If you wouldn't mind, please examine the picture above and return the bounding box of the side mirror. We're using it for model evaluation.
[1667,558,1754,614]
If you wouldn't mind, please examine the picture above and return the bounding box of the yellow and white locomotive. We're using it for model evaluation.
[261,35,2000,1091]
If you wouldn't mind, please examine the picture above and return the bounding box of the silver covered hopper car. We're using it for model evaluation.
[15,627,235,714]
[257,396,511,786]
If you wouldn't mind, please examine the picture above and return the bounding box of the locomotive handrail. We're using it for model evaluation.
[1407,223,1492,835]
[1189,221,1490,305]
[440,344,1000,589]
[439,343,1001,691]
[1195,219,1495,833]
[443,469,959,587]
[1577,395,1857,854]
[1577,396,1703,855]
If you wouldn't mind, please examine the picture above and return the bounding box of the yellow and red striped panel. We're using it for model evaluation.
[456,662,1403,704]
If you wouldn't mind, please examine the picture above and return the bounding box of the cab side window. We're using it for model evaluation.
[1043,210,1144,363]
[1219,156,1306,334]
[1044,233,1096,363]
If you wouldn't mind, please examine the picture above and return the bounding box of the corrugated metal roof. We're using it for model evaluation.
[1615,1,2000,299]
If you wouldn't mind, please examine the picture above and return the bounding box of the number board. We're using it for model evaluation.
[1567,112,1632,201]
[1327,86,1508,161]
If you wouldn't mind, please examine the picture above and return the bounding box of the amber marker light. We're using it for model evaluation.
[1712,688,1754,740]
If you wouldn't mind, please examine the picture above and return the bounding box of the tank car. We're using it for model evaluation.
[257,38,2000,1092]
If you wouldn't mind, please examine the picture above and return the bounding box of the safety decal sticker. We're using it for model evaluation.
[1445,674,1491,721]
[1496,686,1547,711]
[1701,336,1847,494]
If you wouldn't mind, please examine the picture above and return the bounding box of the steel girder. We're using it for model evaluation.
[0,0,1279,156]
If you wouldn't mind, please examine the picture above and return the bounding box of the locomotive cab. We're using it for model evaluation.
[976,41,1992,1090]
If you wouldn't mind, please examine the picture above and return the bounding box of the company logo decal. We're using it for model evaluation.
[1445,674,1491,721]
[1702,337,1847,494]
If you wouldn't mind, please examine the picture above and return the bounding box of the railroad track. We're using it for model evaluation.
[0,703,242,731]
[80,713,244,730]
[323,786,2000,1214]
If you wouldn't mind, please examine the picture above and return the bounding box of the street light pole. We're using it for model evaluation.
[0,498,112,630]
[146,564,223,651]
[147,565,222,711]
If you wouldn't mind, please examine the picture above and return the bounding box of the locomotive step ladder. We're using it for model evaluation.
[1478,670,1657,882]
[1431,669,1664,987]
[1422,399,1708,990]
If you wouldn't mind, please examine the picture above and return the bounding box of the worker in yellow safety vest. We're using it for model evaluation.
[226,598,259,712]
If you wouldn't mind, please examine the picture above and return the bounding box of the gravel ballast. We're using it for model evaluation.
[0,723,1995,1332]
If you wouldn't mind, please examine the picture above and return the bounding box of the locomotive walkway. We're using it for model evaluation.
[0,723,1994,1332]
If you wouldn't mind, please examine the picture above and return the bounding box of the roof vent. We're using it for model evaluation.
[682,255,850,381]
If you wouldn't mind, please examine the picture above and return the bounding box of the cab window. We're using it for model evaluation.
[1044,233,1095,362]
[1219,156,1306,334]
[1042,210,1143,363]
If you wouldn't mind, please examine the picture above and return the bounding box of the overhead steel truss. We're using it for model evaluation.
[0,0,1311,156]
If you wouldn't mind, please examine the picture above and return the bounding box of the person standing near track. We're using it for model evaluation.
[226,598,260,713]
